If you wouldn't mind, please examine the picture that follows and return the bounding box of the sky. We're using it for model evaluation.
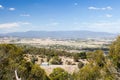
[0,0,120,33]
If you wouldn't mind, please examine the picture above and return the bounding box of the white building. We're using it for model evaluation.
[41,62,49,66]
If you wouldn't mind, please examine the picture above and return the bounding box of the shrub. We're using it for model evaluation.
[50,56,62,65]
[78,61,84,69]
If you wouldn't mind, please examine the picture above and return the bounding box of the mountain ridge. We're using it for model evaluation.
[0,30,117,39]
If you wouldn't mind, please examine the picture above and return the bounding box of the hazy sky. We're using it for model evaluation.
[0,0,120,33]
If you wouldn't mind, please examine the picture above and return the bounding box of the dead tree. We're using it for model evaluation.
[15,70,21,80]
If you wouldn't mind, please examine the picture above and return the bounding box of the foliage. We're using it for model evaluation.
[87,50,105,67]
[0,44,49,80]
[74,64,100,80]
[73,52,87,62]
[49,67,73,80]
[21,45,73,57]
[77,52,87,59]
[73,53,79,62]
[1,35,120,80]
[109,36,120,70]
[50,56,62,65]
[29,64,50,80]
[31,56,38,64]
[78,61,84,69]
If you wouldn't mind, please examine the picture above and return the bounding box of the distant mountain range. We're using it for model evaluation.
[0,31,118,39]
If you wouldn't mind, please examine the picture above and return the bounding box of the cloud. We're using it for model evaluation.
[74,3,78,6]
[50,22,59,26]
[106,6,112,10]
[0,6,16,11]
[46,22,59,27]
[106,14,112,18]
[0,5,4,9]
[9,8,15,11]
[20,14,30,17]
[19,22,30,25]
[82,22,119,27]
[88,6,98,10]
[80,21,120,33]
[91,22,115,27]
[88,6,112,10]
[0,23,19,29]
[0,22,30,29]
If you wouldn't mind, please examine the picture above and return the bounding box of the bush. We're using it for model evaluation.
[78,52,87,59]
[75,64,100,80]
[65,60,72,65]
[109,36,120,70]
[73,54,79,62]
[49,67,73,80]
[78,61,84,69]
[31,56,38,64]
[50,56,62,65]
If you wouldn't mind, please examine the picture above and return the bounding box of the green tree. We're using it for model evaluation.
[49,67,73,80]
[109,36,120,70]
[87,50,105,67]
[74,64,100,80]
[50,56,62,65]
[0,44,49,80]
[73,54,79,62]
[78,52,87,59]
[29,64,49,80]
[31,56,38,64]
